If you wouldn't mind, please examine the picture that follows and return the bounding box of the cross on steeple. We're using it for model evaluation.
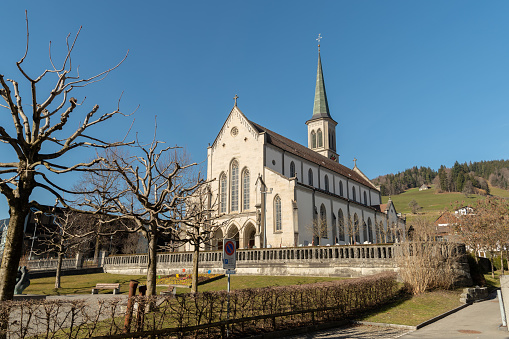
[234,94,239,107]
[353,158,357,167]
[316,33,322,51]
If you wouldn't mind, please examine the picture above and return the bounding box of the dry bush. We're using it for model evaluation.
[0,273,397,338]
[396,217,461,294]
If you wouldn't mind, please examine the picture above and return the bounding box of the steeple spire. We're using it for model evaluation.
[311,46,331,120]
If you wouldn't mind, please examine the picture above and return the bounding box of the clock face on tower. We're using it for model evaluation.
[330,155,336,161]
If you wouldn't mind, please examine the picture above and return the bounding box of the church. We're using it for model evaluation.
[204,46,406,251]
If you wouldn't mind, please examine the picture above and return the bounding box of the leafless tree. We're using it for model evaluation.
[396,217,460,294]
[89,139,203,297]
[179,184,227,293]
[33,209,92,288]
[0,13,131,301]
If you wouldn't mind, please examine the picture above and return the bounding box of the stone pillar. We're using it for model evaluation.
[98,250,108,267]
[75,252,83,269]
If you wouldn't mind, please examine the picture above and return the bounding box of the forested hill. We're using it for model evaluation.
[372,160,509,196]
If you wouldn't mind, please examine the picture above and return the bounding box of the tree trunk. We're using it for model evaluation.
[191,244,199,294]
[55,252,63,289]
[490,253,495,279]
[146,232,158,297]
[93,233,101,264]
[501,251,505,276]
[0,203,29,301]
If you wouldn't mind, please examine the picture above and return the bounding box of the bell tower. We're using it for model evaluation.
[306,35,339,162]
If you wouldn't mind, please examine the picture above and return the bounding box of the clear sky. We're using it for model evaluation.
[1,1,509,219]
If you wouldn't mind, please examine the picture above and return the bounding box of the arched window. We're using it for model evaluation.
[317,129,323,147]
[311,130,317,148]
[308,168,313,186]
[338,209,345,241]
[242,169,250,211]
[362,221,367,243]
[320,204,327,238]
[274,195,282,231]
[220,173,227,213]
[332,213,337,243]
[363,191,368,205]
[367,218,373,243]
[354,213,360,243]
[352,187,356,201]
[290,161,296,177]
[324,175,329,192]
[231,160,239,212]
[339,181,343,197]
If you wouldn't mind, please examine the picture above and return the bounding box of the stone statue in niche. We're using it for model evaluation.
[14,266,30,294]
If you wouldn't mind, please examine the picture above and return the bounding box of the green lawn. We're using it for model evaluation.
[361,289,463,326]
[24,273,345,296]
[24,273,147,295]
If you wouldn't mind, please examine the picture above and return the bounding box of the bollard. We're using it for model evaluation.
[123,280,139,333]
[136,285,147,332]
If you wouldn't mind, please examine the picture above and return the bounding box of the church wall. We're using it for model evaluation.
[370,190,381,205]
[283,153,303,181]
[295,186,314,246]
[302,161,318,187]
[265,145,282,174]
[319,167,335,193]
[263,167,297,248]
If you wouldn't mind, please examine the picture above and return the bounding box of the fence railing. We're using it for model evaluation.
[104,244,396,268]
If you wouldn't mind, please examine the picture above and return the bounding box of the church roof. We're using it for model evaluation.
[248,120,376,189]
[307,51,335,123]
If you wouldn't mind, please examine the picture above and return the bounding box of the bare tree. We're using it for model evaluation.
[90,139,202,297]
[396,217,461,294]
[180,184,227,293]
[0,13,131,301]
[33,209,91,289]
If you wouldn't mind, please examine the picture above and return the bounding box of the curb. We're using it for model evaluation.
[246,320,350,339]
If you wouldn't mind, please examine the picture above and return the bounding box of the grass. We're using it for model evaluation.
[361,288,463,326]
[174,275,346,293]
[23,273,345,295]
[24,273,146,295]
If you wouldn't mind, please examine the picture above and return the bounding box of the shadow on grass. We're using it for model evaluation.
[356,288,413,321]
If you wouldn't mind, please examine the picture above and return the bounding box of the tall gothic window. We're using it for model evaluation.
[367,218,373,243]
[338,209,345,241]
[290,161,296,177]
[352,187,356,201]
[363,191,368,205]
[220,173,227,213]
[339,181,344,197]
[231,160,239,212]
[242,169,250,211]
[317,129,323,147]
[362,221,367,243]
[354,213,360,243]
[320,204,327,238]
[308,168,313,186]
[324,175,329,192]
[274,195,282,231]
[311,130,317,148]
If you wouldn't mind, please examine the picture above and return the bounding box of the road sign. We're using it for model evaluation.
[226,269,236,275]
[223,238,236,269]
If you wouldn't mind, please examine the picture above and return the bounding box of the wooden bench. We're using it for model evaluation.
[91,283,120,295]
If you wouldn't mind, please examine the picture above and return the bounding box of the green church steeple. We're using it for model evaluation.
[311,51,332,120]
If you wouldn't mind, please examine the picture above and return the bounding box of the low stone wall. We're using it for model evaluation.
[104,244,398,277]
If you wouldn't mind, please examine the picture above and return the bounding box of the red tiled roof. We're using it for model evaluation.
[249,120,376,189]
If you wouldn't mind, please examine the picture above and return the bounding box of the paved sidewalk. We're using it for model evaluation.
[284,292,508,339]
[401,292,508,339]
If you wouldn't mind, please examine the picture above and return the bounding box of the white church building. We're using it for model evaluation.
[203,48,405,251]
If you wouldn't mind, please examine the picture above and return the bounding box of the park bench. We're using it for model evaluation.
[91,283,121,295]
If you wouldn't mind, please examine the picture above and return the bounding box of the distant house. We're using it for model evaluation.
[434,206,474,241]
[419,184,430,191]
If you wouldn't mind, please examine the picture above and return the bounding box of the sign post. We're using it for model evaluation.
[223,238,236,336]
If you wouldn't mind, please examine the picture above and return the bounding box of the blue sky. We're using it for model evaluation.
[1,1,509,219]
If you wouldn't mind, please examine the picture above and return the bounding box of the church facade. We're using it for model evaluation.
[203,50,405,250]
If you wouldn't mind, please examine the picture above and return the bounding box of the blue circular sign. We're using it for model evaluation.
[225,241,235,256]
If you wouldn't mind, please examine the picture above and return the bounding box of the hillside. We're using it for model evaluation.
[381,185,509,224]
